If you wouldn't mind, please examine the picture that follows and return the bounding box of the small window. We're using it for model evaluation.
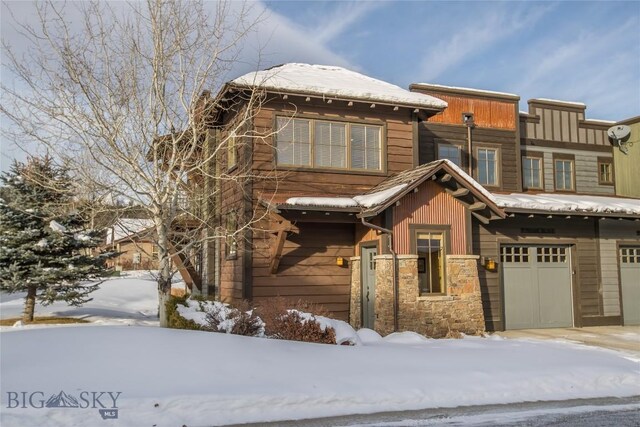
[227,131,237,169]
[522,157,543,189]
[416,231,445,295]
[477,148,498,186]
[225,213,238,259]
[620,247,640,264]
[276,118,311,166]
[500,246,529,263]
[536,246,567,263]
[351,124,381,171]
[554,159,574,191]
[438,144,461,166]
[598,161,613,184]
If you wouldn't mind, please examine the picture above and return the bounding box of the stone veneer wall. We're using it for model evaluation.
[351,254,485,338]
[349,257,362,330]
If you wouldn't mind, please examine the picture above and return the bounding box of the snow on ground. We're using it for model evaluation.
[0,271,160,327]
[1,326,639,427]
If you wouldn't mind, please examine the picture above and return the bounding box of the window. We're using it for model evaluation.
[500,246,529,263]
[522,156,543,189]
[225,213,237,259]
[477,148,498,186]
[554,159,574,191]
[276,117,311,166]
[227,131,237,169]
[416,231,445,295]
[438,144,461,166]
[315,121,346,168]
[598,160,613,184]
[276,117,383,171]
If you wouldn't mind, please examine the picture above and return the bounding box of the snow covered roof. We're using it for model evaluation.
[411,83,519,99]
[493,193,640,218]
[278,160,503,221]
[583,119,616,125]
[529,98,586,108]
[231,63,448,110]
[106,218,155,244]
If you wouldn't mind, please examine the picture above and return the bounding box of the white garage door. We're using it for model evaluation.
[501,245,574,330]
[620,247,640,326]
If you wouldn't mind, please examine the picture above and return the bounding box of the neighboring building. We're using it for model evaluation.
[184,63,639,335]
[105,219,158,270]
[610,116,640,198]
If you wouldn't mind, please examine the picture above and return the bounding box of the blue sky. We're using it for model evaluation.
[2,1,639,172]
[260,1,639,120]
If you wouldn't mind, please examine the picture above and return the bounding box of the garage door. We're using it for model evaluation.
[501,245,573,329]
[620,247,640,325]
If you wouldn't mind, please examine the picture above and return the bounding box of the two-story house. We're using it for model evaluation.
[189,63,639,337]
[412,85,640,330]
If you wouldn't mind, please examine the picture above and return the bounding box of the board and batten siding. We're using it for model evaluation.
[415,93,516,130]
[598,219,640,317]
[526,102,609,146]
[473,216,608,331]
[522,147,614,195]
[392,181,467,255]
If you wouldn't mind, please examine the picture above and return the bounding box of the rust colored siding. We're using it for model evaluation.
[392,181,467,255]
[415,93,516,130]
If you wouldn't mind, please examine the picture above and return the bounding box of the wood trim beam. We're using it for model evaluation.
[471,211,490,224]
[469,201,487,211]
[446,187,469,197]
[269,230,288,274]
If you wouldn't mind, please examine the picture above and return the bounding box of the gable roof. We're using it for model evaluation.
[275,160,505,223]
[230,63,448,111]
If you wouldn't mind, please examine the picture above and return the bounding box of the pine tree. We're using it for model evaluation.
[0,156,115,323]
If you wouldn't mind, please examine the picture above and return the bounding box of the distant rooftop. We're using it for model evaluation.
[529,98,586,108]
[411,83,519,99]
[231,63,448,110]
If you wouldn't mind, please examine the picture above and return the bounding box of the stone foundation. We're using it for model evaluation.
[349,256,362,330]
[349,254,485,338]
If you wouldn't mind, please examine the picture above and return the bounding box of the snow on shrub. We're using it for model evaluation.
[175,298,265,337]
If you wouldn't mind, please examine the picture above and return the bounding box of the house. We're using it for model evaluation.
[610,115,640,198]
[105,218,158,271]
[189,63,639,336]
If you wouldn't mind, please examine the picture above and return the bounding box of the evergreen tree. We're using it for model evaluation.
[0,156,115,323]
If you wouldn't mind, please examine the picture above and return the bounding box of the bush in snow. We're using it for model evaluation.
[203,300,264,337]
[257,297,336,344]
[166,296,202,331]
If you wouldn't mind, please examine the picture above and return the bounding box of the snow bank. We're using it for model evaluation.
[233,63,447,110]
[2,326,638,427]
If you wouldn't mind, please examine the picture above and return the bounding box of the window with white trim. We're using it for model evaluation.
[276,117,383,171]
[477,148,498,186]
[522,156,543,189]
[554,159,574,191]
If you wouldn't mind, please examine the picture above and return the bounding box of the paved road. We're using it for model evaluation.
[237,396,640,427]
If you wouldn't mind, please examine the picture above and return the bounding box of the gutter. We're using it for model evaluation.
[360,217,399,332]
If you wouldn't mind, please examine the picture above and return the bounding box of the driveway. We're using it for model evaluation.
[494,326,640,357]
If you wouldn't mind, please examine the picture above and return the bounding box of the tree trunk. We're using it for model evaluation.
[22,285,37,323]
[157,278,171,328]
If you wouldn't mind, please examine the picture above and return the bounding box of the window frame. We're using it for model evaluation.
[225,212,238,260]
[522,153,544,190]
[436,142,463,167]
[227,130,237,171]
[552,153,576,192]
[409,224,451,297]
[597,157,614,186]
[474,146,501,188]
[274,115,387,174]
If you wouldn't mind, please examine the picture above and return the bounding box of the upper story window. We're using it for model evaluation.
[522,156,543,189]
[598,159,613,185]
[438,144,462,167]
[554,159,574,191]
[276,117,383,172]
[227,131,237,169]
[477,148,499,186]
[225,212,238,259]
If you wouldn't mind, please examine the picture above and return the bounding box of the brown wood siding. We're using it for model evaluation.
[473,216,603,331]
[393,181,467,255]
[416,93,516,130]
[251,222,355,320]
[418,122,519,192]
[251,98,415,198]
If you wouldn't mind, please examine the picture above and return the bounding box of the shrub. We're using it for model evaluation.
[257,297,336,344]
[166,295,202,331]
[203,300,264,337]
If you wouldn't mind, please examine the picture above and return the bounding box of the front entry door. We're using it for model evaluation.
[620,246,640,325]
[361,246,377,329]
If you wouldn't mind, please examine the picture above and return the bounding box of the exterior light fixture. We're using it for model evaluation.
[336,257,346,267]
[484,258,497,271]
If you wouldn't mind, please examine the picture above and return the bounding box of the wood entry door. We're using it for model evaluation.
[361,245,377,329]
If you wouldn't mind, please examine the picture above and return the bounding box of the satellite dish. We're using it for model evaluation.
[607,125,631,154]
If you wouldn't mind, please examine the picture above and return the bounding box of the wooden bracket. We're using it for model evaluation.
[269,229,288,274]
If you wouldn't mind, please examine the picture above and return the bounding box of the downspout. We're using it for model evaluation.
[360,216,399,332]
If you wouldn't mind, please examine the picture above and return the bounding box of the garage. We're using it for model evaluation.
[501,245,574,329]
[620,246,640,325]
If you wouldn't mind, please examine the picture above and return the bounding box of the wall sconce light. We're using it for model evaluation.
[336,257,346,267]
[462,112,475,127]
[484,258,497,271]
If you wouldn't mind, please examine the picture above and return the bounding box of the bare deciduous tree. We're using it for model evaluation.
[1,0,272,325]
